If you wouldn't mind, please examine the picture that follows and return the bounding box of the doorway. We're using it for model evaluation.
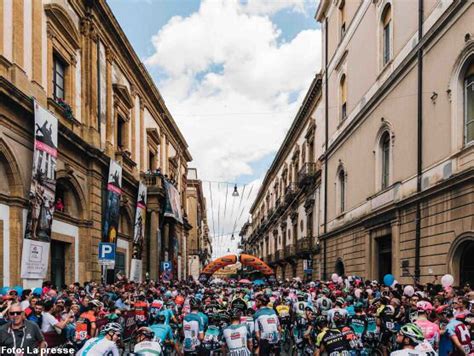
[460,241,474,286]
[377,235,392,282]
[51,241,66,288]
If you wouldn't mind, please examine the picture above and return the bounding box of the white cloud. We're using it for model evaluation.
[144,0,321,255]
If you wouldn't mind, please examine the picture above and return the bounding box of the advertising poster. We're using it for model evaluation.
[21,102,58,279]
[163,179,183,223]
[130,182,147,282]
[102,160,122,244]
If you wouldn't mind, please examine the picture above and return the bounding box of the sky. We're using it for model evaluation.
[108,0,322,258]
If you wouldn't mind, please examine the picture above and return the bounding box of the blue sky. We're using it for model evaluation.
[108,0,322,256]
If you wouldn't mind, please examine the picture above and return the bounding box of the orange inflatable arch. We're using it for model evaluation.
[199,254,274,282]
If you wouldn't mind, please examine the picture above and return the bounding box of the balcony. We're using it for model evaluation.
[296,237,312,256]
[142,171,165,196]
[283,245,296,260]
[284,183,298,204]
[297,162,320,188]
[267,207,275,222]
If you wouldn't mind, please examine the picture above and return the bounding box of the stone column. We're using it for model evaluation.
[105,48,114,155]
[391,216,401,281]
[148,209,159,280]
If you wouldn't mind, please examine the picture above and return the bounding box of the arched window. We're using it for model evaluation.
[339,0,346,39]
[381,131,391,189]
[340,74,347,121]
[338,168,346,213]
[381,4,392,66]
[335,258,345,276]
[465,61,474,143]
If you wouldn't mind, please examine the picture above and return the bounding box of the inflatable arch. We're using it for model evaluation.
[199,254,274,282]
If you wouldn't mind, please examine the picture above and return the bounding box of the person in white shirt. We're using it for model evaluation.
[40,300,73,334]
[77,322,122,356]
[133,327,163,356]
[390,323,427,356]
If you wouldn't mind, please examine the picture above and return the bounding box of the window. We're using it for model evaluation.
[149,150,156,170]
[381,4,392,66]
[338,169,346,213]
[53,55,66,100]
[340,74,347,121]
[465,62,474,144]
[117,116,125,150]
[381,131,391,189]
[339,0,346,40]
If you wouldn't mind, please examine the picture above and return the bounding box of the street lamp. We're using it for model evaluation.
[232,184,239,197]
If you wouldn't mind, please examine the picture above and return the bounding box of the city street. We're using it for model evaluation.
[0,0,472,355]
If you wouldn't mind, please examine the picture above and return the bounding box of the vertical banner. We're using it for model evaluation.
[163,180,183,223]
[21,102,58,279]
[130,182,147,282]
[102,160,122,243]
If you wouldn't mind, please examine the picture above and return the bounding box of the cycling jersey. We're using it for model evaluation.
[293,301,308,317]
[75,310,96,342]
[240,316,255,336]
[77,336,119,356]
[415,318,439,348]
[317,327,354,355]
[183,312,204,352]
[222,324,251,356]
[149,323,174,343]
[134,340,163,355]
[443,318,473,355]
[316,296,333,316]
[349,314,367,338]
[414,339,437,355]
[254,307,280,344]
[135,301,148,324]
[158,309,174,325]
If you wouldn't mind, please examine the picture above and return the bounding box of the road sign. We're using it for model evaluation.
[98,242,116,267]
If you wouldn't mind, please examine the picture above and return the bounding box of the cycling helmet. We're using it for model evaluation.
[399,323,424,344]
[102,322,123,335]
[246,307,255,316]
[416,301,433,313]
[89,299,101,308]
[189,297,200,309]
[335,297,345,306]
[137,327,155,340]
[383,305,396,317]
[155,314,166,324]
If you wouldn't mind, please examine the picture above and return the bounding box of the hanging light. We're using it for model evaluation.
[232,184,239,197]
[231,234,235,241]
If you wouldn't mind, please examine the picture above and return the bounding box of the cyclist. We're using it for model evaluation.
[134,294,149,325]
[77,322,122,356]
[439,307,473,355]
[314,313,357,356]
[182,298,205,355]
[74,299,100,347]
[293,292,308,319]
[222,309,252,355]
[414,301,439,351]
[133,326,162,355]
[327,297,348,327]
[390,323,426,356]
[149,314,180,354]
[254,294,281,355]
[315,289,333,316]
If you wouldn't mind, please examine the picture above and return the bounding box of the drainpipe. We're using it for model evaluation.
[323,18,329,281]
[415,0,424,283]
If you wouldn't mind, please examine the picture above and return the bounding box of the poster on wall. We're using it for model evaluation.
[130,182,147,282]
[21,101,58,279]
[163,180,183,223]
[102,160,122,244]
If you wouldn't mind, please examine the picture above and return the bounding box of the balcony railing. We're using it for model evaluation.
[296,237,312,255]
[285,183,298,203]
[283,245,296,259]
[142,171,165,194]
[297,162,320,187]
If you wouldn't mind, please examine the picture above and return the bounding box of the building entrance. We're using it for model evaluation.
[51,241,66,288]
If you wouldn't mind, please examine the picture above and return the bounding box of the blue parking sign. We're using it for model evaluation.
[98,243,116,266]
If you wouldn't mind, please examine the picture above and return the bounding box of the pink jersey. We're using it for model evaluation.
[416,319,440,347]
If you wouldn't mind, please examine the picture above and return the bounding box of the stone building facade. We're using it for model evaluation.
[242,0,474,285]
[0,0,192,287]
[186,168,211,280]
[241,75,322,281]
